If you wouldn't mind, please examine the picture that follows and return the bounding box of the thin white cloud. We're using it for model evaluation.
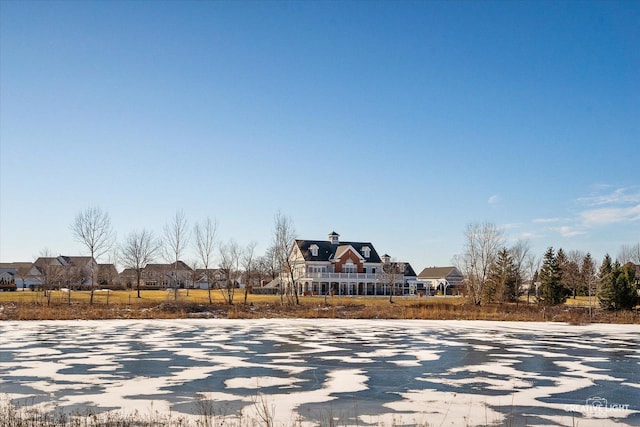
[581,204,640,226]
[518,231,542,239]
[488,195,500,205]
[532,217,562,224]
[552,226,587,238]
[501,223,522,230]
[526,185,638,241]
[577,187,640,207]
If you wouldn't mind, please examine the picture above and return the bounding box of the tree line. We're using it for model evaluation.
[48,206,299,305]
[33,208,640,311]
[456,221,639,311]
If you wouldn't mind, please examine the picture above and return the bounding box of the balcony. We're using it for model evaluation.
[297,272,380,281]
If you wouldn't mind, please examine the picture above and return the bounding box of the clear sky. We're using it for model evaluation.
[1,0,639,271]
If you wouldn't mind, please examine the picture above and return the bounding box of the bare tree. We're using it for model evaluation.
[565,250,587,299]
[34,249,63,306]
[260,246,280,283]
[71,206,115,304]
[14,263,31,290]
[456,221,505,305]
[186,259,200,297]
[120,229,161,298]
[581,252,597,318]
[241,241,257,304]
[164,210,190,300]
[524,253,540,304]
[272,212,298,304]
[379,259,405,303]
[219,240,242,305]
[618,243,640,265]
[509,239,531,302]
[193,217,218,303]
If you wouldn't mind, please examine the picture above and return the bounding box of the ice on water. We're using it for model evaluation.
[0,319,638,426]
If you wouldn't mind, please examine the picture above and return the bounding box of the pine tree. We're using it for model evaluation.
[538,247,567,306]
[555,248,569,290]
[581,252,596,297]
[598,256,638,310]
[597,255,615,309]
[485,248,518,303]
[617,263,639,309]
[581,252,597,317]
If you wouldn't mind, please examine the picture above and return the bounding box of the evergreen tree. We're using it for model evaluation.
[555,248,569,290]
[581,252,597,298]
[538,247,567,306]
[598,256,638,310]
[597,254,615,309]
[485,248,518,303]
[617,263,639,309]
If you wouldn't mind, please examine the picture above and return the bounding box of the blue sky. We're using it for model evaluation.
[1,0,639,270]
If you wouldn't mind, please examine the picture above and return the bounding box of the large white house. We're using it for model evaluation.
[285,231,416,296]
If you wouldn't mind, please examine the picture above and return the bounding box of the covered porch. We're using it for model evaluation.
[298,279,413,296]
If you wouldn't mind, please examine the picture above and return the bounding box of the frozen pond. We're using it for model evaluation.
[0,319,638,426]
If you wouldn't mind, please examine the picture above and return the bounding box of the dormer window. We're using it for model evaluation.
[361,246,371,258]
[310,244,319,257]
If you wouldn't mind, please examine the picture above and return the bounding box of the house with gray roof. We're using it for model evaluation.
[417,266,464,296]
[194,268,227,289]
[0,262,31,290]
[27,256,98,289]
[143,261,194,289]
[0,268,16,291]
[286,231,417,296]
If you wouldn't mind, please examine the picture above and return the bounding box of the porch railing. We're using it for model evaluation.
[297,272,380,281]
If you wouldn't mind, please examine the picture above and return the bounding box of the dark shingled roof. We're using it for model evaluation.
[145,261,193,272]
[295,240,382,263]
[400,263,417,277]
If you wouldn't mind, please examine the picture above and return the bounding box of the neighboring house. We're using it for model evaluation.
[194,268,227,289]
[27,257,62,289]
[416,266,465,296]
[27,256,98,290]
[119,268,138,289]
[283,231,416,296]
[0,262,31,290]
[380,257,419,295]
[0,267,16,291]
[98,264,120,287]
[143,261,194,289]
[632,264,640,289]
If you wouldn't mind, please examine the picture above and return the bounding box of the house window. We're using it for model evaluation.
[343,260,357,274]
[310,244,319,257]
[361,246,371,258]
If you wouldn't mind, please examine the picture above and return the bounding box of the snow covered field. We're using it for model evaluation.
[0,319,638,426]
